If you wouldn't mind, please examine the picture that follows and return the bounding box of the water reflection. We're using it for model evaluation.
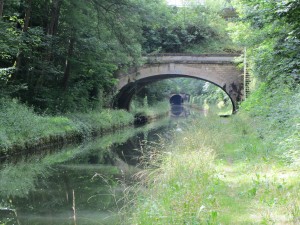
[0,118,173,225]
[170,105,190,117]
[0,107,207,225]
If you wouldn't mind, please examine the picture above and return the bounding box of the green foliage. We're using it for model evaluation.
[142,1,237,54]
[0,0,239,113]
[0,19,20,66]
[0,97,172,154]
[0,0,158,112]
[131,80,175,106]
[241,84,300,164]
[229,0,300,165]
[229,0,300,88]
[128,119,217,224]
[0,98,75,150]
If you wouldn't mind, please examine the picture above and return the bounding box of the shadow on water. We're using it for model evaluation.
[0,106,204,225]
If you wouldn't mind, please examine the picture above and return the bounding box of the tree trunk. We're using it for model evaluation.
[62,37,75,90]
[23,0,32,32]
[48,0,62,35]
[14,0,32,77]
[0,0,4,18]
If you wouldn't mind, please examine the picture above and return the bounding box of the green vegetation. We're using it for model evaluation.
[1,0,299,223]
[125,0,300,224]
[142,0,237,54]
[229,0,300,92]
[127,91,300,224]
[0,117,170,200]
[130,99,170,120]
[0,0,233,152]
[0,0,233,113]
[0,97,172,155]
[0,0,229,154]
[0,0,148,112]
[0,116,171,225]
[0,98,134,154]
[119,0,300,224]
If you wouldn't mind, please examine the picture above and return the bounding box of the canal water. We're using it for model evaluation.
[0,106,198,225]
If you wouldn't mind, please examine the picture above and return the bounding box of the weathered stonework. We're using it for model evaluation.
[115,54,244,112]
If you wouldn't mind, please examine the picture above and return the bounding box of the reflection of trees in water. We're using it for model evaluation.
[0,118,173,224]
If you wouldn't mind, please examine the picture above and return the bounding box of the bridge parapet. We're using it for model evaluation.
[144,53,240,64]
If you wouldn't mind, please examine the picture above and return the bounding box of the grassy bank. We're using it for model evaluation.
[0,99,172,156]
[0,98,135,155]
[127,87,300,224]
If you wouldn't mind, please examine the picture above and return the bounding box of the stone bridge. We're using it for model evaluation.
[115,54,244,112]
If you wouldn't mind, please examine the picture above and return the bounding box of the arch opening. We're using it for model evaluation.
[170,94,183,105]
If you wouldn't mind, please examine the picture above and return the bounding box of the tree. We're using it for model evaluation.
[0,0,4,17]
[229,0,300,89]
[141,0,236,54]
[1,0,170,112]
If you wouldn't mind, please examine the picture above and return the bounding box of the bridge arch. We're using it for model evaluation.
[114,54,244,113]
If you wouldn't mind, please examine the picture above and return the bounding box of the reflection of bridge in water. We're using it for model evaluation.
[170,105,190,117]
[170,105,209,118]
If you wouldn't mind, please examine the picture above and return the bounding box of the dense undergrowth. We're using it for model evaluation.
[126,85,300,224]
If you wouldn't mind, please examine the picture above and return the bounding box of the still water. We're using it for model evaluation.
[0,106,196,225]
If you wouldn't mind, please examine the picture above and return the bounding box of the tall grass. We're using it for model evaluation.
[127,88,300,224]
[0,98,75,151]
[0,98,172,154]
[128,132,217,224]
[68,109,134,135]
[0,98,134,154]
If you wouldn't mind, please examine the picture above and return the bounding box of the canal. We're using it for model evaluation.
[0,106,200,225]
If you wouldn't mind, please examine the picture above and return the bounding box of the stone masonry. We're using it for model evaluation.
[115,54,244,112]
